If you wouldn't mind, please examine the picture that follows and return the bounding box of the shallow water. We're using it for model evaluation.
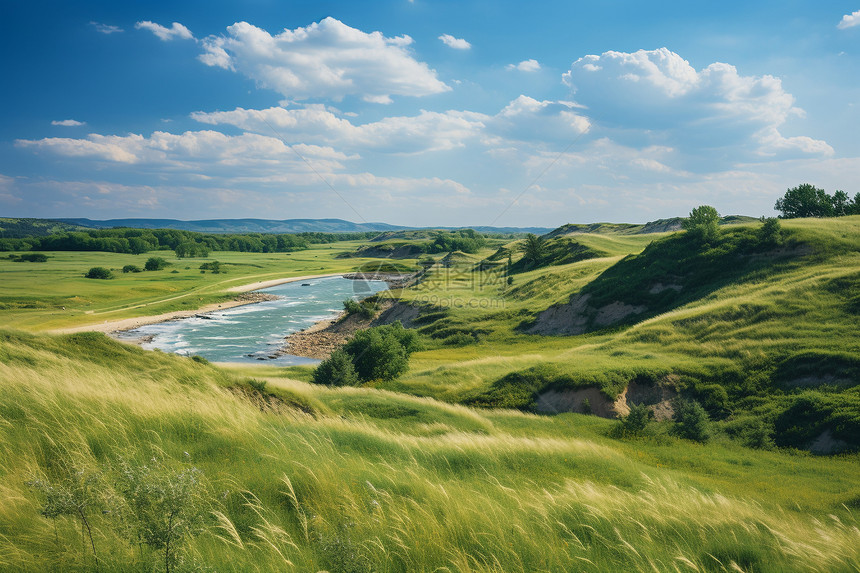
[115,276,388,364]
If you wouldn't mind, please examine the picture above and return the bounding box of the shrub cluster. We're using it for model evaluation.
[312,322,419,386]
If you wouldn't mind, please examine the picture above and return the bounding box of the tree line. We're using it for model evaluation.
[0,227,380,255]
[774,184,860,218]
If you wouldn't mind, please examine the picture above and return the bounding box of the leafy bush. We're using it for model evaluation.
[115,458,210,573]
[612,403,654,438]
[122,264,142,273]
[343,298,377,319]
[14,252,48,262]
[758,217,783,245]
[85,266,113,279]
[199,260,222,273]
[144,257,169,271]
[341,322,419,382]
[312,350,360,386]
[671,398,712,443]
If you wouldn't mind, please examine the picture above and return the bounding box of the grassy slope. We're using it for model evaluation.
[361,218,859,405]
[1,330,858,572]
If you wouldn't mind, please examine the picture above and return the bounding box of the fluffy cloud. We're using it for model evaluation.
[562,48,832,162]
[837,10,860,29]
[439,34,471,50]
[51,119,85,127]
[191,97,588,154]
[135,21,194,41]
[15,131,354,174]
[198,18,450,103]
[90,22,123,34]
[191,105,484,153]
[506,59,541,72]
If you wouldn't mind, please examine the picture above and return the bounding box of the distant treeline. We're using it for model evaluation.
[0,227,380,255]
[775,184,860,219]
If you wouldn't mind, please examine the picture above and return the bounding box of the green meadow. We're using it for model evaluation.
[0,218,859,571]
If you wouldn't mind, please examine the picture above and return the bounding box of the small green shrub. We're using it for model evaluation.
[613,403,654,437]
[85,267,113,279]
[671,398,712,443]
[122,264,142,273]
[312,349,360,386]
[15,252,49,262]
[144,257,169,271]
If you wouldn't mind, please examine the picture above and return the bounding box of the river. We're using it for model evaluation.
[114,276,389,364]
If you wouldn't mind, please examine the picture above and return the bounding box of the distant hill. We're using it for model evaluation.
[53,218,405,234]
[46,218,552,235]
[546,216,759,238]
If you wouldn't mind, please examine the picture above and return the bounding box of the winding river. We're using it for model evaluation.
[115,276,388,364]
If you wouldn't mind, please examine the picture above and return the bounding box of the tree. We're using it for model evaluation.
[128,237,150,255]
[758,217,783,245]
[774,184,833,218]
[85,267,113,279]
[341,322,419,382]
[671,398,712,443]
[144,257,169,271]
[27,458,106,569]
[312,349,359,386]
[521,234,546,265]
[831,190,850,216]
[116,459,209,573]
[681,205,720,240]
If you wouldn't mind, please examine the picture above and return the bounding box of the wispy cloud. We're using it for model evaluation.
[51,119,86,127]
[438,34,471,50]
[837,9,860,29]
[135,21,194,41]
[506,59,541,72]
[90,21,123,35]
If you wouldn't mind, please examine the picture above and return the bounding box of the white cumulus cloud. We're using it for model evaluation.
[135,21,194,41]
[837,10,860,29]
[562,48,832,162]
[51,119,86,127]
[198,17,450,103]
[506,59,541,72]
[439,34,471,50]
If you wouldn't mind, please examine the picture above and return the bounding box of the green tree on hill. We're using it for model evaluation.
[775,184,834,218]
[521,233,546,265]
[681,205,720,240]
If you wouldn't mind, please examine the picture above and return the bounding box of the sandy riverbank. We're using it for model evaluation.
[52,273,345,335]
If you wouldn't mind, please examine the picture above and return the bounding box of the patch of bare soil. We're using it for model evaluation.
[279,300,424,359]
[527,293,646,335]
[229,386,315,416]
[535,376,678,419]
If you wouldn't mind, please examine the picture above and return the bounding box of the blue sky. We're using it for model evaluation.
[1,0,859,227]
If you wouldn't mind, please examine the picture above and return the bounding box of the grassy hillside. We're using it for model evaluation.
[1,330,858,572]
[348,217,860,452]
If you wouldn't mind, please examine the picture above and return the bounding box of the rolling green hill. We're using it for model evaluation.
[0,215,859,571]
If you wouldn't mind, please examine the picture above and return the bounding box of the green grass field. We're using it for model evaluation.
[0,242,393,331]
[1,218,859,571]
[0,330,858,572]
